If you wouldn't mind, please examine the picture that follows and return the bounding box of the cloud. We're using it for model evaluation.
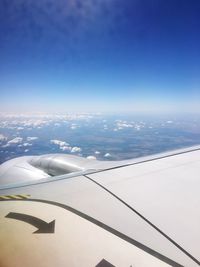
[95,151,100,154]
[116,121,133,130]
[50,139,69,147]
[0,134,7,141]
[27,136,38,141]
[114,120,146,131]
[60,146,71,151]
[50,139,82,153]
[71,146,82,153]
[1,144,10,148]
[22,143,32,147]
[8,137,23,144]
[104,153,111,158]
[50,139,72,152]
[70,124,78,130]
[135,125,141,130]
[86,156,96,160]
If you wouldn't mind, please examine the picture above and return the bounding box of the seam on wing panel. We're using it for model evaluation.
[1,198,183,267]
[1,147,200,191]
[84,174,200,266]
[86,146,200,175]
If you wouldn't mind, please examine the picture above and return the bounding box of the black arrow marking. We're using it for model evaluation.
[5,212,55,234]
[2,199,183,267]
[96,259,115,267]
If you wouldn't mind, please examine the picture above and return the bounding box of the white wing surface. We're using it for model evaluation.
[0,146,200,267]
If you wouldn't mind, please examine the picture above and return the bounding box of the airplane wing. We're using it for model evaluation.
[0,146,200,267]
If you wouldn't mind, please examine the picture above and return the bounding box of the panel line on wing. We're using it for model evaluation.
[83,174,200,266]
[85,146,200,176]
[0,198,183,267]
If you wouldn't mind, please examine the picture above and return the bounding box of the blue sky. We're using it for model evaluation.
[1,0,200,114]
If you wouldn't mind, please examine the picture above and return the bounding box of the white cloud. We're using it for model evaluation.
[87,156,96,160]
[70,124,78,130]
[8,137,23,144]
[95,151,100,154]
[24,149,29,152]
[50,139,72,152]
[60,146,71,151]
[27,136,38,141]
[23,143,32,147]
[0,134,7,141]
[71,146,82,153]
[116,122,133,129]
[135,125,141,131]
[50,140,69,147]
[104,153,111,158]
[2,144,10,148]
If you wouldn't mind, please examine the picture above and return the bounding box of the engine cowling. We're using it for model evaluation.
[0,154,104,186]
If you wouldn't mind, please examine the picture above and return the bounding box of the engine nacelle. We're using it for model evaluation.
[0,154,106,186]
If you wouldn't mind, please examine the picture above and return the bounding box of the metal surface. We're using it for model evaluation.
[0,146,200,267]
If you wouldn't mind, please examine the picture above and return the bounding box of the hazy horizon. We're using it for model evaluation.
[1,112,200,164]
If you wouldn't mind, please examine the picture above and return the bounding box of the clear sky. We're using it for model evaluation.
[1,0,200,114]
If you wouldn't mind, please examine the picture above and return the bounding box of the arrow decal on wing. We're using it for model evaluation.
[96,259,115,267]
[5,212,55,234]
